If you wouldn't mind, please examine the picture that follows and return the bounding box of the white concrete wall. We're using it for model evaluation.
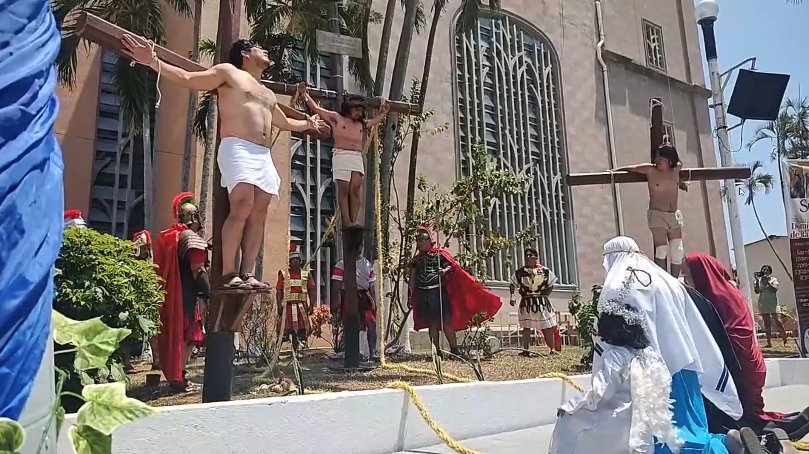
[57,359,809,454]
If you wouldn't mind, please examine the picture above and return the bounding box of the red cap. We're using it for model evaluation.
[64,209,82,220]
[132,230,152,245]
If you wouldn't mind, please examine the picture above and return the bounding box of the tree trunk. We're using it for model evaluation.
[752,200,793,281]
[379,0,418,245]
[181,0,204,191]
[373,0,397,97]
[405,5,442,225]
[143,113,154,233]
[198,94,218,236]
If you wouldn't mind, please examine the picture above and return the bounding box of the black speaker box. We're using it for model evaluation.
[727,69,790,121]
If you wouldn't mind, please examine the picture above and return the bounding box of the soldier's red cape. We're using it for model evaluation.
[153,223,188,383]
[412,247,502,331]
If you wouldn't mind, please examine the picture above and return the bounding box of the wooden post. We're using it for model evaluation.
[201,0,243,404]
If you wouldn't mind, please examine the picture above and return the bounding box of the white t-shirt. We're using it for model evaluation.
[331,258,376,290]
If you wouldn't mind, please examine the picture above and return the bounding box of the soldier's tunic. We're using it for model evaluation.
[275,269,313,335]
[510,266,558,330]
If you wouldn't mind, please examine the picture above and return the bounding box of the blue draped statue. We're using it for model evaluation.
[0,0,64,419]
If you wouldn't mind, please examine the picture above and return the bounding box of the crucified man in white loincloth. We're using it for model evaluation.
[616,143,689,277]
[297,82,390,228]
[122,35,325,289]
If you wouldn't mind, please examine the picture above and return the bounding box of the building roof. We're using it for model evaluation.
[745,235,787,247]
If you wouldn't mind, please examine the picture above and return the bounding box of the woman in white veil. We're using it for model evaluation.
[600,237,744,453]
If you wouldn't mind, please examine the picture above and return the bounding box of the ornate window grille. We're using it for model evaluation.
[289,52,338,305]
[88,50,153,237]
[643,20,667,72]
[454,13,577,286]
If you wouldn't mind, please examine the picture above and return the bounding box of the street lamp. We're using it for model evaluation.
[695,0,755,307]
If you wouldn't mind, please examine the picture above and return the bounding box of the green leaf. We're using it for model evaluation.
[52,312,131,371]
[79,371,95,386]
[55,406,66,441]
[110,363,127,383]
[69,425,111,454]
[76,383,155,436]
[0,418,24,453]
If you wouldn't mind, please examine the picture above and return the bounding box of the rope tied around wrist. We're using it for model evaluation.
[129,39,162,109]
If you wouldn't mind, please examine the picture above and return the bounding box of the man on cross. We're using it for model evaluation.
[297,82,390,228]
[122,35,324,289]
[617,143,689,277]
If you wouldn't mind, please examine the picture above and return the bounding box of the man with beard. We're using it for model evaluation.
[122,35,324,289]
[409,226,502,358]
[154,192,210,393]
[276,244,315,354]
[298,82,390,228]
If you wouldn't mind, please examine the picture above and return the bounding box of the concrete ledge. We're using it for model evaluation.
[57,359,808,454]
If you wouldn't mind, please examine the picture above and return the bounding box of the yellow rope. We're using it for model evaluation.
[387,381,483,454]
[794,440,809,451]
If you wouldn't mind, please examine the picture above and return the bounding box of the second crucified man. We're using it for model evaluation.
[617,143,689,277]
[297,82,390,228]
[122,36,325,289]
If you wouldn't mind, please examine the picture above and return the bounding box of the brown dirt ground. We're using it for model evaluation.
[127,339,802,408]
[127,346,591,407]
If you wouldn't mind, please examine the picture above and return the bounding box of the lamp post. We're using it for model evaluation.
[695,0,754,307]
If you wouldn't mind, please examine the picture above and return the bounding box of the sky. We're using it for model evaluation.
[698,0,808,254]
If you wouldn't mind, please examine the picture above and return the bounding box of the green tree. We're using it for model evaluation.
[383,139,536,347]
[748,97,809,187]
[740,161,793,280]
[53,0,193,232]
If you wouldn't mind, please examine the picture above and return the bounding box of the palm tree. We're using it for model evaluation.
[748,97,809,196]
[403,0,501,221]
[181,0,205,192]
[54,0,193,234]
[741,161,793,280]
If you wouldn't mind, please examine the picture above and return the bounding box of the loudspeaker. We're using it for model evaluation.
[727,69,790,121]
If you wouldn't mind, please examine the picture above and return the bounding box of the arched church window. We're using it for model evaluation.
[454,12,577,285]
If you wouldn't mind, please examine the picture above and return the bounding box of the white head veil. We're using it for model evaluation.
[599,236,742,419]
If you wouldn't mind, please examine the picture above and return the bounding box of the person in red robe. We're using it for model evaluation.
[154,192,209,393]
[408,226,502,358]
[682,253,809,438]
[275,244,315,353]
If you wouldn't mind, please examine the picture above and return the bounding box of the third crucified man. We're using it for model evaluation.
[297,82,390,228]
[122,36,324,289]
[617,143,689,277]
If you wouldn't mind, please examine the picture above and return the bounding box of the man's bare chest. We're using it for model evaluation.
[235,83,277,110]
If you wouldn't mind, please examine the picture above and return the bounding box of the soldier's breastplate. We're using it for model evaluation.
[284,270,309,303]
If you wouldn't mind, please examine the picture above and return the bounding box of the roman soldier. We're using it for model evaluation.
[408,225,502,357]
[63,209,87,229]
[509,247,561,356]
[154,192,209,392]
[275,244,315,353]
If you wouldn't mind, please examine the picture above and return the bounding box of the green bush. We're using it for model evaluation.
[54,227,162,343]
[569,285,601,366]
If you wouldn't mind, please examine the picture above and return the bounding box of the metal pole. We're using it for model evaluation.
[698,16,754,308]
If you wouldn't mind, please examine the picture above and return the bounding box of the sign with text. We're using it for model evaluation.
[782,159,809,355]
[316,30,362,59]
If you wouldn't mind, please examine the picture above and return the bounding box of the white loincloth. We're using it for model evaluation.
[217,137,281,196]
[332,148,364,182]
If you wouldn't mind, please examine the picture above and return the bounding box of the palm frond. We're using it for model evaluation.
[164,0,193,17]
[112,57,153,134]
[193,91,216,144]
[343,0,375,93]
[742,160,775,205]
[198,38,218,64]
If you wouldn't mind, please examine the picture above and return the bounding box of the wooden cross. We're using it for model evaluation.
[567,98,751,186]
[74,11,419,400]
